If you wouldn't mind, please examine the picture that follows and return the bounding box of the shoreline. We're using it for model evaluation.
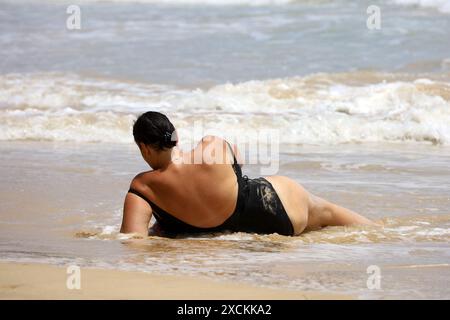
[0,262,352,300]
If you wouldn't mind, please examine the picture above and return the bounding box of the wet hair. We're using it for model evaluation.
[133,111,177,151]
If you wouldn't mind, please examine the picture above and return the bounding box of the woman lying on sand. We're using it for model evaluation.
[120,111,376,237]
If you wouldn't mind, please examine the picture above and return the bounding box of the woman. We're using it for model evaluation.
[120,111,375,237]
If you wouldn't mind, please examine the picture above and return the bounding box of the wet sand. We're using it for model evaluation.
[0,262,351,300]
[0,141,449,299]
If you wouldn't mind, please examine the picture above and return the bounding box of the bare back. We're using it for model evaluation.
[132,137,239,228]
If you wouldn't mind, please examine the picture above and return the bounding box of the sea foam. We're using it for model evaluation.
[1,72,449,145]
[392,0,450,13]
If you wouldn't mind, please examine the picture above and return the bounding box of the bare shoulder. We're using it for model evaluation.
[198,135,228,147]
[196,135,234,165]
[129,171,156,192]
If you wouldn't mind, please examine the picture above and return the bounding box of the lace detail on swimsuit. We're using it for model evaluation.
[254,178,279,216]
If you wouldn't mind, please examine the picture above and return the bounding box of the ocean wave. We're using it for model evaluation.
[296,217,450,244]
[32,0,298,5]
[392,0,450,13]
[1,72,450,145]
[74,214,450,244]
[16,0,450,11]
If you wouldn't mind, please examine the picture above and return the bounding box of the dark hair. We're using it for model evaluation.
[133,111,177,151]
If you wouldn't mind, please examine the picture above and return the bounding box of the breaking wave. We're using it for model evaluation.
[1,71,450,145]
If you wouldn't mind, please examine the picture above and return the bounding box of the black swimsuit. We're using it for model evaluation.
[128,143,294,236]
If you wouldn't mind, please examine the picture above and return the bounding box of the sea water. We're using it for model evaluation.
[0,0,449,299]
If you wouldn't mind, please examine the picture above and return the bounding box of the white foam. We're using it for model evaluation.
[34,0,296,5]
[416,228,450,236]
[101,225,118,235]
[1,72,450,145]
[392,0,450,13]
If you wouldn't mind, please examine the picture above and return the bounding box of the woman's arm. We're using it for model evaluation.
[120,190,152,236]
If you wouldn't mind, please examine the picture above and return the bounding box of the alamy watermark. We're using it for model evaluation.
[66,265,81,290]
[167,120,280,176]
[366,265,381,290]
[366,5,381,30]
[66,5,81,30]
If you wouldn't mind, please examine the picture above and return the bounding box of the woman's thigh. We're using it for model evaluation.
[263,175,310,235]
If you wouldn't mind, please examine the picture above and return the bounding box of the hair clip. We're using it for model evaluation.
[163,131,173,143]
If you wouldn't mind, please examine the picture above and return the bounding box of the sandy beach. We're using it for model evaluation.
[1,0,449,300]
[0,262,351,300]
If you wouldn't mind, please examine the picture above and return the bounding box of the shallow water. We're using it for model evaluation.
[0,141,449,299]
[2,0,450,85]
[1,0,449,299]
[1,0,450,145]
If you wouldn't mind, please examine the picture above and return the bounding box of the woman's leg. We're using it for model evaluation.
[306,193,377,231]
[264,175,376,235]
